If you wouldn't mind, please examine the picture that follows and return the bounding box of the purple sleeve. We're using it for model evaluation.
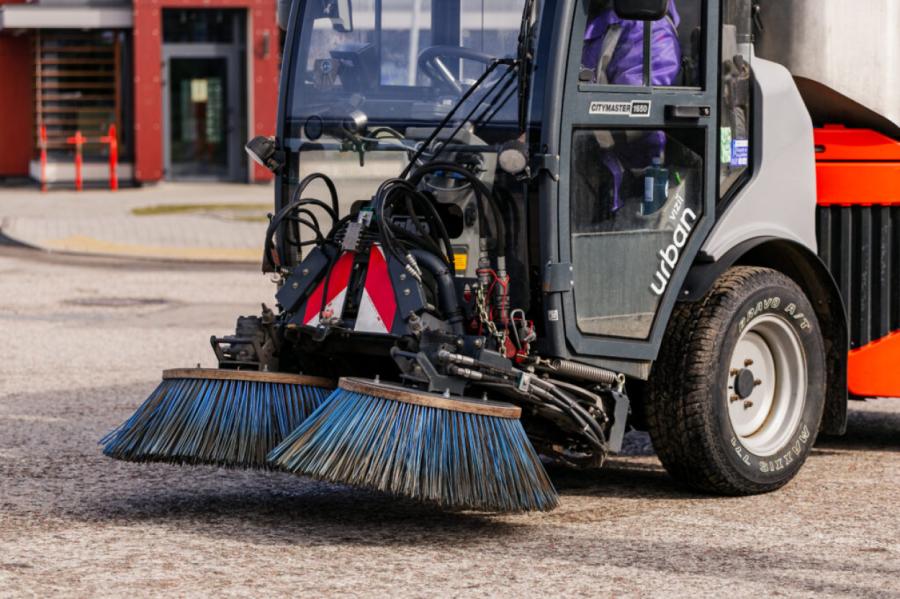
[647,20,682,86]
[607,19,682,86]
[582,38,601,73]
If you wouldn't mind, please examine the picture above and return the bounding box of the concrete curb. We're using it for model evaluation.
[0,224,261,267]
[0,215,262,265]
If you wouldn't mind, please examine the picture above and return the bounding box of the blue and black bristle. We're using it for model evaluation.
[267,378,559,512]
[101,369,335,468]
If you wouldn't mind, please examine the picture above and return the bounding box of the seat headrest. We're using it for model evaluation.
[590,0,613,14]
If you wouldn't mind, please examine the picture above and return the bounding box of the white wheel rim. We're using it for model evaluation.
[727,314,807,457]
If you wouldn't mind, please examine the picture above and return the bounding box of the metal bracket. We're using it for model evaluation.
[542,261,574,294]
[606,390,631,453]
[275,246,332,312]
[665,104,712,120]
[391,347,467,396]
[530,153,560,181]
[210,335,263,369]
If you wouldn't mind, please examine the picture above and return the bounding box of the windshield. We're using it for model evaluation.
[286,0,527,131]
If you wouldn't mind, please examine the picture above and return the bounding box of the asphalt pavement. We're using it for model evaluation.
[0,247,898,598]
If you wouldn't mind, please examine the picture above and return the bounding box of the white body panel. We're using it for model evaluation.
[702,58,818,260]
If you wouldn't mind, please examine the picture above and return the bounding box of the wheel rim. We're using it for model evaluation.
[726,314,807,457]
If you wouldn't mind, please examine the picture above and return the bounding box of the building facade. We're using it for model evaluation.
[0,0,280,185]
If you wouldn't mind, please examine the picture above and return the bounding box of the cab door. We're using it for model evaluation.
[553,0,719,361]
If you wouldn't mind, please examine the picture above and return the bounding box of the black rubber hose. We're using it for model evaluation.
[293,172,340,219]
[409,162,505,256]
[409,249,464,333]
[375,179,454,268]
[265,173,341,270]
[264,197,338,270]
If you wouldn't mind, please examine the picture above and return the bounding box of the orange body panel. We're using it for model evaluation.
[848,332,900,398]
[815,127,900,398]
[815,126,900,206]
[816,162,900,206]
[815,126,900,162]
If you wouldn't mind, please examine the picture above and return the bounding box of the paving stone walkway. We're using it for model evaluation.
[0,183,274,263]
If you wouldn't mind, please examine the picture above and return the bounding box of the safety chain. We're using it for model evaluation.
[475,283,506,349]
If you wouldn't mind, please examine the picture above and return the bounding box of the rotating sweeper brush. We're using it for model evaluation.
[268,378,559,512]
[101,369,335,468]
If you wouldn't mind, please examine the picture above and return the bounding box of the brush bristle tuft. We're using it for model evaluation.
[102,376,333,467]
[268,389,559,512]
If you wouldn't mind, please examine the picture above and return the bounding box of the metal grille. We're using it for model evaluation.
[34,31,121,156]
[817,205,900,349]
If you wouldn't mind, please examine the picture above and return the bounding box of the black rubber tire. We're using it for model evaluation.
[646,266,827,495]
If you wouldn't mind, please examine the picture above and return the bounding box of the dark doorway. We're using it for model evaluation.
[162,9,246,181]
[168,57,229,178]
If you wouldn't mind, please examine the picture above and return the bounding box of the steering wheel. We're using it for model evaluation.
[417,45,497,94]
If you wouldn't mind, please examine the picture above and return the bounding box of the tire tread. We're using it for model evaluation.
[646,266,819,495]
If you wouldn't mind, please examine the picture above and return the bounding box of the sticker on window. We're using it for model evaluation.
[720,127,733,164]
[731,139,749,167]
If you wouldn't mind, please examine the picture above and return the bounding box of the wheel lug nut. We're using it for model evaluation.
[754,379,762,387]
[744,359,754,367]
[730,369,740,376]
[743,400,753,410]
[730,395,740,403]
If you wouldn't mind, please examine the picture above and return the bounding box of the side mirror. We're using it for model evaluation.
[614,0,668,21]
[276,0,292,31]
[321,0,353,33]
[245,136,285,172]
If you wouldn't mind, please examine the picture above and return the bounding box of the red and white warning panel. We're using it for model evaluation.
[355,245,398,335]
[302,251,356,328]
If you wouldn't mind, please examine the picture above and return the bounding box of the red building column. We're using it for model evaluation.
[0,30,34,177]
[132,0,279,184]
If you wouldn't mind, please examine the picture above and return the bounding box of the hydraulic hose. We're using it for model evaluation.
[409,249,464,333]
[408,161,506,256]
[264,173,341,271]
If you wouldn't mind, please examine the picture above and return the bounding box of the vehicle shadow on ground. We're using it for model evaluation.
[817,402,900,452]
[79,404,900,542]
[17,380,900,557]
[83,474,535,547]
[78,455,699,551]
[547,458,701,500]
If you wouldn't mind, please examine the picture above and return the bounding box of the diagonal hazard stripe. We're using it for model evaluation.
[355,245,397,334]
[304,251,356,327]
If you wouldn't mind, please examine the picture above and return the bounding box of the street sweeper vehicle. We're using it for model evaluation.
[103,0,900,512]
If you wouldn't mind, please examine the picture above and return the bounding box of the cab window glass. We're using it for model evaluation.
[570,128,705,339]
[579,0,703,88]
[290,0,526,122]
[461,0,526,75]
[719,0,753,195]
[381,0,433,86]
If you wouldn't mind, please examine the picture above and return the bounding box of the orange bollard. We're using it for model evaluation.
[39,125,48,193]
[100,125,118,191]
[66,130,86,192]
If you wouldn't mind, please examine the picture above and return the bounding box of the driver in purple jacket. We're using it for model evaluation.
[580,0,682,217]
